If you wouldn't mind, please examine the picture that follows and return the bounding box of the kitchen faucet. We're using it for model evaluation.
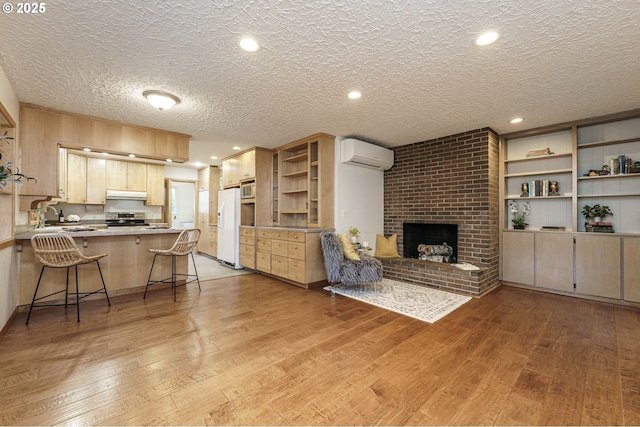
[36,206,58,229]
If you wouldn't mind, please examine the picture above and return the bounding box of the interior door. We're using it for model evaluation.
[171,181,196,229]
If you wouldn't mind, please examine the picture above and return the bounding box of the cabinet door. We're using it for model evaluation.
[145,164,165,206]
[197,167,210,191]
[66,153,87,204]
[86,158,106,204]
[240,149,256,181]
[623,237,640,303]
[209,225,217,258]
[209,167,219,224]
[535,232,573,292]
[57,147,67,201]
[501,231,534,285]
[127,163,147,191]
[575,234,621,299]
[222,158,240,187]
[106,160,128,190]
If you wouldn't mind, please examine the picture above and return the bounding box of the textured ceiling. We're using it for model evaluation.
[1,0,639,167]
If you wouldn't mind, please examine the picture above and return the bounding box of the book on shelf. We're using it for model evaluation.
[585,221,612,226]
[585,223,614,233]
[526,179,551,197]
[525,147,552,157]
[541,226,566,231]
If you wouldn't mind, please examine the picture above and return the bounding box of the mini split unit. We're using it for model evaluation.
[340,138,394,171]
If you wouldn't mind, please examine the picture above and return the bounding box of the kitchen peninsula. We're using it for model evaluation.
[15,227,186,306]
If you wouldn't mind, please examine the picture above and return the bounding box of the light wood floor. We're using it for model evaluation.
[1,274,639,426]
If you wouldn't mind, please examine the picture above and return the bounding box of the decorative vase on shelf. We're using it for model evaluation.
[513,225,526,230]
[594,216,602,223]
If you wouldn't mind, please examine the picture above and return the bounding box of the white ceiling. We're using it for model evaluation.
[1,1,639,167]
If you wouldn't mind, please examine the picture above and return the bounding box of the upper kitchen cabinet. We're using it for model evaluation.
[221,147,264,188]
[106,160,146,191]
[145,164,165,206]
[18,104,190,197]
[275,133,335,228]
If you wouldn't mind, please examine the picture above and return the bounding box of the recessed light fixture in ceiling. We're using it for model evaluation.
[348,91,362,99]
[143,90,181,110]
[210,156,218,160]
[475,31,500,46]
[239,37,260,52]
[510,117,524,124]
[232,146,241,151]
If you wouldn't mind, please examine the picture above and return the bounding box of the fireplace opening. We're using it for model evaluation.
[403,223,458,263]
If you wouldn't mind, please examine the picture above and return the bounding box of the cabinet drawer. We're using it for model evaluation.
[271,255,288,278]
[288,231,306,243]
[257,238,272,253]
[240,235,255,246]
[256,252,271,273]
[240,227,255,237]
[287,241,306,260]
[288,258,306,283]
[263,229,288,240]
[239,244,255,269]
[271,239,288,257]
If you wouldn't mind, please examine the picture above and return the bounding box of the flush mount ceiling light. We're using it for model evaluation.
[348,91,362,99]
[143,90,181,110]
[475,31,500,46]
[239,37,260,52]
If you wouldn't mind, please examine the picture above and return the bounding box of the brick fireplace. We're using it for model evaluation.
[382,128,500,296]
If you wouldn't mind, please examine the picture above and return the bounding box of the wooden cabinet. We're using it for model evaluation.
[623,237,640,303]
[86,158,106,204]
[222,157,240,188]
[145,164,165,206]
[240,150,256,181]
[66,153,87,204]
[56,147,67,201]
[239,227,255,269]
[274,133,334,228]
[197,167,210,191]
[106,160,146,191]
[253,227,326,288]
[501,231,534,285]
[534,232,573,292]
[575,234,621,299]
[18,104,190,197]
[196,166,220,258]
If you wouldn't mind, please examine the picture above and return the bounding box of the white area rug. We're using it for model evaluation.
[324,278,472,323]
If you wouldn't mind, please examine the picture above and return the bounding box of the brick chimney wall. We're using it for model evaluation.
[382,128,500,295]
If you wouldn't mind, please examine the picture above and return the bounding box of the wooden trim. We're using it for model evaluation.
[0,239,15,250]
[0,102,16,127]
[0,307,18,340]
[19,103,191,138]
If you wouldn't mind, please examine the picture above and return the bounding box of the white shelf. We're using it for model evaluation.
[505,168,572,178]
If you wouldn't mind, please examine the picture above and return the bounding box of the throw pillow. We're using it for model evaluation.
[375,234,400,258]
[337,233,361,261]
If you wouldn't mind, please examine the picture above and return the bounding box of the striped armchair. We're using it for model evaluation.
[320,231,383,286]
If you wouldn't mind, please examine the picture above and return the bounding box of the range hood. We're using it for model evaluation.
[105,190,148,200]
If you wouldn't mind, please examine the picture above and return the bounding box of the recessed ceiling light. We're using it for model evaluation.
[232,146,241,150]
[510,117,523,124]
[239,37,260,52]
[83,147,91,152]
[129,154,136,158]
[348,91,361,99]
[101,152,109,156]
[143,90,181,110]
[193,162,203,167]
[166,159,173,162]
[210,156,218,160]
[475,31,500,46]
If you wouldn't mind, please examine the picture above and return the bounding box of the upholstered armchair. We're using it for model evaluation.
[320,231,383,286]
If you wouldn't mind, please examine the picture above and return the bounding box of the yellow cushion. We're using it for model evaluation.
[375,234,400,258]
[337,233,361,261]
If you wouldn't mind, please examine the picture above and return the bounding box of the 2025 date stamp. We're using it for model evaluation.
[2,2,47,13]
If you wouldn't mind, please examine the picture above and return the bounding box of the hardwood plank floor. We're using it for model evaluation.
[1,273,639,425]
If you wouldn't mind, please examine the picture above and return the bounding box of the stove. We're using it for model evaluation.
[105,212,149,227]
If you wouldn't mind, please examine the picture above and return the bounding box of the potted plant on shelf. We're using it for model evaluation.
[581,204,613,223]
[0,131,36,189]
[508,200,531,229]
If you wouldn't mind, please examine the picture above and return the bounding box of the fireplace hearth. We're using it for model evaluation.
[403,223,458,263]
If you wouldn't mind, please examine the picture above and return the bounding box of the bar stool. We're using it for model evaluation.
[26,233,111,324]
[144,228,201,301]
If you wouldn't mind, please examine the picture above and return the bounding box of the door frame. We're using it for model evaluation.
[164,179,197,228]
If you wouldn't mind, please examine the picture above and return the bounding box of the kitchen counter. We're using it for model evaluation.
[16,227,188,306]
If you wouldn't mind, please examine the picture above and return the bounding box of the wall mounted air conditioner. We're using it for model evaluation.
[105,190,147,200]
[341,138,394,170]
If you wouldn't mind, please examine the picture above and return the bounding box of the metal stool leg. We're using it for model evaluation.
[172,254,177,302]
[75,265,80,322]
[144,254,158,299]
[25,266,46,325]
[190,252,201,291]
[65,266,70,307]
[96,260,111,306]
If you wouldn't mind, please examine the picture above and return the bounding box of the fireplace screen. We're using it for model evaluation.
[403,223,458,263]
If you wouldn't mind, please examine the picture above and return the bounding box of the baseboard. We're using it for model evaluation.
[0,307,18,341]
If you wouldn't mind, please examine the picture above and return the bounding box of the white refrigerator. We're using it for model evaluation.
[217,188,242,269]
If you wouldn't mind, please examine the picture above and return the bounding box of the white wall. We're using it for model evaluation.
[333,136,385,251]
[0,65,21,330]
